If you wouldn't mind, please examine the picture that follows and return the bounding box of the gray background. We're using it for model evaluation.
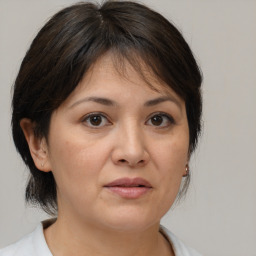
[0,1,256,255]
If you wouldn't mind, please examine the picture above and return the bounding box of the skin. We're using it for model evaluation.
[21,54,190,256]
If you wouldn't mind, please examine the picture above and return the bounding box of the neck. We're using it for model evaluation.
[44,216,173,256]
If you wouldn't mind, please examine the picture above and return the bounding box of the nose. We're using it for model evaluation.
[111,123,150,168]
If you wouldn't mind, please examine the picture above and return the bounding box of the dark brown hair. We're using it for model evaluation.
[12,0,202,215]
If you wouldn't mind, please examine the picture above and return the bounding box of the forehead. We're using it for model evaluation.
[72,52,181,100]
[49,52,187,127]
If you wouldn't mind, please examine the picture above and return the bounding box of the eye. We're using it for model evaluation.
[146,113,175,128]
[82,113,111,128]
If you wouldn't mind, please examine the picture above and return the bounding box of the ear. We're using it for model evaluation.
[182,152,190,177]
[20,118,51,172]
[182,163,189,177]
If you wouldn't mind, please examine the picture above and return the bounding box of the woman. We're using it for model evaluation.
[0,1,202,255]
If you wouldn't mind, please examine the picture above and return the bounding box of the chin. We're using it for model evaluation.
[96,207,161,233]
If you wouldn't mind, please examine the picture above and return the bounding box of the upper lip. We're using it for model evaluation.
[104,177,152,188]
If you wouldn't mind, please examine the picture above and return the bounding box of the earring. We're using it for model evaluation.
[41,163,44,168]
[183,164,189,177]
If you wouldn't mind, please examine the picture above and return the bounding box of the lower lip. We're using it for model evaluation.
[105,186,152,199]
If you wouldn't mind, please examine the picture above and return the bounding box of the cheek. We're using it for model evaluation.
[150,134,189,209]
[47,133,109,196]
[157,146,185,194]
[153,135,189,176]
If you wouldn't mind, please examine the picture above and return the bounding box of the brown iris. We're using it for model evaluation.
[90,115,102,126]
[151,115,163,126]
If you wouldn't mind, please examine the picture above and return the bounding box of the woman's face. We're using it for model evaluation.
[44,54,189,231]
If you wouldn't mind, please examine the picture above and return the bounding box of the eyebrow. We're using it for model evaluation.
[69,97,117,109]
[69,96,181,109]
[144,96,181,109]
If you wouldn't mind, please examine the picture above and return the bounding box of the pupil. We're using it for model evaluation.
[152,115,163,126]
[90,115,102,125]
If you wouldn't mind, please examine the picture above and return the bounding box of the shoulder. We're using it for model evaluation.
[160,225,203,256]
[0,222,52,256]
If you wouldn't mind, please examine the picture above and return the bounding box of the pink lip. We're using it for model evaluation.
[104,177,152,199]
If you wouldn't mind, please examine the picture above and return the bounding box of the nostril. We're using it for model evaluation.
[116,158,147,166]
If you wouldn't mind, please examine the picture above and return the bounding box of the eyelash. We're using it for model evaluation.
[82,112,111,128]
[81,112,175,129]
[146,112,175,128]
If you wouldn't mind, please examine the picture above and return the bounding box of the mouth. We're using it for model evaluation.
[104,177,152,199]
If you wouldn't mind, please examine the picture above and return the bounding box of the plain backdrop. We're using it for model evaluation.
[0,1,255,255]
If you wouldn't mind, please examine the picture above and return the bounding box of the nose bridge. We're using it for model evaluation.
[121,118,144,153]
[112,117,149,167]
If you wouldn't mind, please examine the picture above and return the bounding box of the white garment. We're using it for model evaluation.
[0,221,202,256]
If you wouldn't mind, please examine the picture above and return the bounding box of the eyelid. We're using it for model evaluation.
[81,112,112,128]
[146,112,175,127]
[80,111,175,129]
